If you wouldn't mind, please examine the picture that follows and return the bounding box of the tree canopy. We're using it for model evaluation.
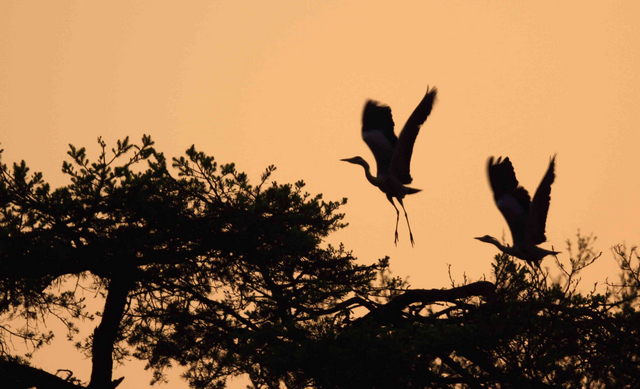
[1,136,639,388]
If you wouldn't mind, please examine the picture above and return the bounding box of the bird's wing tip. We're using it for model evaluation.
[425,86,438,100]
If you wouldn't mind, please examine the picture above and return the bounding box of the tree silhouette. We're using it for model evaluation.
[1,137,639,388]
[298,236,640,388]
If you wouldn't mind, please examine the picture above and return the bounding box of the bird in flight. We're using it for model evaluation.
[341,87,437,246]
[475,155,559,267]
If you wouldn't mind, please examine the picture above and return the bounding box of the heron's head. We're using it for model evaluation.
[340,156,367,166]
[474,235,500,245]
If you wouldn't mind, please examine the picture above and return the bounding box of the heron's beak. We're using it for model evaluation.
[473,237,482,241]
[340,157,359,164]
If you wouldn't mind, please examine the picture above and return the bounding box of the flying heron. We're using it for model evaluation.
[475,155,559,266]
[341,87,437,246]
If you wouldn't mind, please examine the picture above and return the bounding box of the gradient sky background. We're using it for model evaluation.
[1,2,639,388]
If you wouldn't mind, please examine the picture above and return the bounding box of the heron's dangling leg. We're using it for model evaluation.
[387,194,400,245]
[397,198,415,247]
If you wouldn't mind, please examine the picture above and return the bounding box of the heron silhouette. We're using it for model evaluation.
[475,155,559,266]
[341,87,437,246]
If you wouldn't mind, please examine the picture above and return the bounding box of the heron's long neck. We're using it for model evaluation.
[488,238,516,257]
[357,160,379,187]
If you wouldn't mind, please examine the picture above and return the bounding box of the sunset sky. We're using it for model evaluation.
[1,2,639,388]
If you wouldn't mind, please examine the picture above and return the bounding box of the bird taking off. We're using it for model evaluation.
[341,87,438,246]
[475,155,559,267]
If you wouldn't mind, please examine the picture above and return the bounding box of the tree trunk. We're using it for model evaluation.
[88,271,134,389]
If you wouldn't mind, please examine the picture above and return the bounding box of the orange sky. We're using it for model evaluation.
[1,2,639,388]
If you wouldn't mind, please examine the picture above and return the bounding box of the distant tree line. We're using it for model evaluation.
[0,136,638,388]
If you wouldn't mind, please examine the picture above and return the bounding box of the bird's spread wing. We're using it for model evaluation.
[362,100,396,176]
[525,155,556,245]
[390,87,437,184]
[488,156,531,245]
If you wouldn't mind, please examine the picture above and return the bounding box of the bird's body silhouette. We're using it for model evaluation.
[476,155,559,266]
[341,87,437,246]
